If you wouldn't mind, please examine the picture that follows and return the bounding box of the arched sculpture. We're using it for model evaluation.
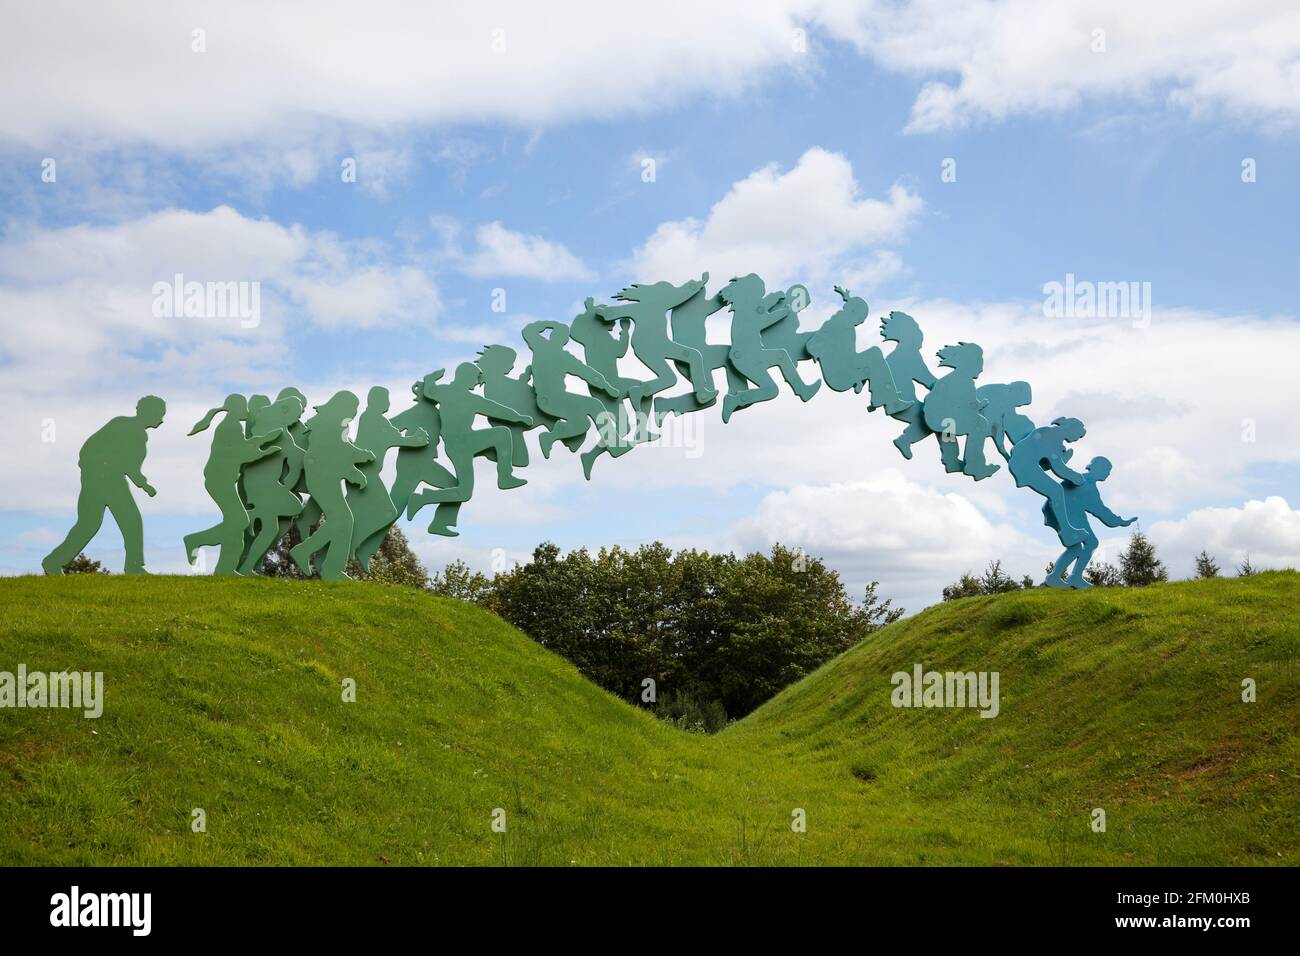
[43,273,1135,588]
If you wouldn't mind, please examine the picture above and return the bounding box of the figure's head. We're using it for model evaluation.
[247,394,271,419]
[1051,416,1087,441]
[366,385,390,413]
[256,395,304,432]
[1085,456,1113,481]
[313,390,359,422]
[718,273,765,307]
[1008,380,1032,407]
[936,341,984,375]
[476,344,517,375]
[276,386,307,407]
[880,310,922,345]
[453,361,484,388]
[224,393,249,419]
[135,395,166,428]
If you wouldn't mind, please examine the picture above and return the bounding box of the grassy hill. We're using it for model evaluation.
[1,572,1297,865]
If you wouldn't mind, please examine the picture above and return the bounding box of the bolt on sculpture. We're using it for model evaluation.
[43,274,1134,588]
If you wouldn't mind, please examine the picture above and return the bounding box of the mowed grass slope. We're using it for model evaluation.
[0,573,1296,865]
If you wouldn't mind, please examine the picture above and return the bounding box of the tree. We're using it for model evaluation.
[430,559,493,603]
[1119,531,1168,587]
[484,540,900,723]
[1194,550,1221,579]
[1237,554,1257,577]
[942,560,1031,601]
[62,552,108,574]
[1084,561,1122,587]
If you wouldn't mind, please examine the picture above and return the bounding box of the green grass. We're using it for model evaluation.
[1,572,1297,865]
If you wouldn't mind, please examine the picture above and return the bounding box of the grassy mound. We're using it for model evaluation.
[1,573,1296,865]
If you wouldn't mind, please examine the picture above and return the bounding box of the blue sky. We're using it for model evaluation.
[3,2,1300,611]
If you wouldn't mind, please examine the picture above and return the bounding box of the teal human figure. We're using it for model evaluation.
[236,393,307,575]
[1043,456,1137,588]
[405,363,533,536]
[653,281,748,425]
[42,396,166,576]
[184,394,283,575]
[388,375,461,538]
[880,311,938,459]
[718,274,821,422]
[476,344,576,469]
[1007,416,1090,546]
[595,277,717,422]
[288,391,374,580]
[805,286,912,414]
[348,386,429,571]
[520,319,624,478]
[976,381,1035,460]
[922,342,1000,480]
[759,283,817,363]
[275,386,321,540]
[569,297,644,471]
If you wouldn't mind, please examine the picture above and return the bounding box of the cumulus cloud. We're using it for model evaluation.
[822,0,1300,133]
[461,222,594,282]
[628,147,921,289]
[1149,497,1300,575]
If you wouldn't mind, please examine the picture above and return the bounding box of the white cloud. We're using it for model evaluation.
[822,0,1300,133]
[1149,497,1300,575]
[462,222,594,282]
[628,147,921,289]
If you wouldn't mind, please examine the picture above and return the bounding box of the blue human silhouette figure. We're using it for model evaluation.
[1043,457,1137,588]
[880,311,938,459]
[653,281,748,425]
[1008,416,1090,545]
[759,283,817,363]
[976,381,1035,460]
[569,297,645,469]
[806,286,912,414]
[718,274,821,422]
[922,342,999,480]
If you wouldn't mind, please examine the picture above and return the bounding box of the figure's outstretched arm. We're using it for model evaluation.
[472,394,534,427]
[1048,456,1086,485]
[565,353,619,396]
[1089,500,1136,528]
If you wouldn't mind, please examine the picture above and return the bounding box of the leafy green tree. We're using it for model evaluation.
[1237,554,1257,577]
[1119,531,1168,586]
[1084,561,1122,587]
[346,526,429,588]
[484,540,900,723]
[430,559,493,602]
[980,559,1020,594]
[62,552,108,574]
[942,560,1031,600]
[1194,550,1221,579]
[942,572,984,601]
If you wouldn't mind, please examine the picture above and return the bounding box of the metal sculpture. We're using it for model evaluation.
[42,396,166,575]
[44,273,1134,589]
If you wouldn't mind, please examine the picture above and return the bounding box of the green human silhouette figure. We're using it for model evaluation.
[1008,416,1090,546]
[595,277,717,423]
[236,393,307,575]
[520,319,625,479]
[569,297,645,472]
[347,386,429,571]
[476,344,582,468]
[717,274,821,422]
[387,374,462,539]
[922,342,1000,480]
[42,396,166,576]
[880,311,938,459]
[274,386,322,541]
[805,286,912,414]
[976,381,1035,460]
[184,394,283,575]
[404,363,533,536]
[759,282,817,363]
[1043,456,1137,588]
[653,280,749,425]
[288,391,374,580]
